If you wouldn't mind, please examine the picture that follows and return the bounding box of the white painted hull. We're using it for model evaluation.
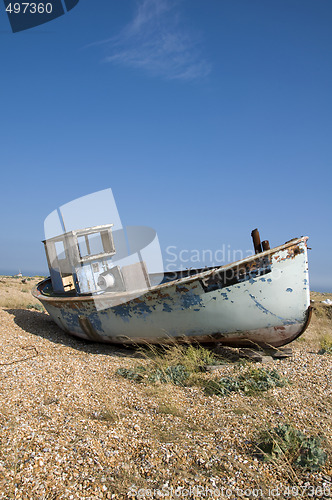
[33,237,311,347]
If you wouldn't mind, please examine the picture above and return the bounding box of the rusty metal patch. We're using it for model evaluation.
[200,256,272,293]
[78,316,104,341]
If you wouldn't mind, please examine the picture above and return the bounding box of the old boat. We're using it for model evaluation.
[32,227,311,347]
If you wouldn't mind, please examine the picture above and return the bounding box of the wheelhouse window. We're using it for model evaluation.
[74,226,115,263]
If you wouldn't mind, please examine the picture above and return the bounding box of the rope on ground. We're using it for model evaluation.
[0,346,39,366]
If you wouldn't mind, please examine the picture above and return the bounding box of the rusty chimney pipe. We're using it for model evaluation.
[262,240,270,251]
[251,228,263,254]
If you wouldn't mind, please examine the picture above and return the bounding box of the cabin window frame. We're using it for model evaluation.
[73,226,115,264]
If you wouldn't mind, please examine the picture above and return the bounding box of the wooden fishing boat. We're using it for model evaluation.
[32,227,311,347]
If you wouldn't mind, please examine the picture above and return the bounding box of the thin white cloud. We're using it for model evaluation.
[99,0,210,81]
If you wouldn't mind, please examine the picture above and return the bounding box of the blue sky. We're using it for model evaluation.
[0,0,331,291]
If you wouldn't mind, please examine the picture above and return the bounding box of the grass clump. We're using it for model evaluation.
[318,335,332,355]
[116,344,220,387]
[203,367,287,396]
[143,343,219,372]
[256,423,327,471]
[26,303,44,312]
[116,364,189,386]
[181,345,218,371]
[157,402,183,416]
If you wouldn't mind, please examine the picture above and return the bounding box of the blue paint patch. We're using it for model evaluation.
[61,309,80,328]
[260,278,266,282]
[132,302,156,316]
[267,279,272,283]
[220,292,229,300]
[111,300,156,320]
[111,303,132,322]
[162,303,172,313]
[286,288,293,293]
[88,313,105,333]
[179,291,204,309]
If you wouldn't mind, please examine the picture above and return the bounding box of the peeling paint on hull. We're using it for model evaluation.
[32,237,311,348]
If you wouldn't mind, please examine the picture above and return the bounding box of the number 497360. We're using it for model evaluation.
[5,3,53,14]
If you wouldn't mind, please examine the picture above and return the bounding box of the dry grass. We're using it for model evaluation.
[296,291,332,347]
[0,278,331,499]
[0,276,44,310]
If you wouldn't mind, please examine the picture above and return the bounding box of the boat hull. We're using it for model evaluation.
[32,238,311,347]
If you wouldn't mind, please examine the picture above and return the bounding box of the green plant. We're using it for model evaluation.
[295,435,328,470]
[318,336,332,354]
[116,366,146,382]
[202,367,287,396]
[238,367,286,393]
[149,364,189,385]
[203,376,241,396]
[256,423,327,471]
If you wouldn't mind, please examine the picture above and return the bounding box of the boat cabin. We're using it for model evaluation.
[43,224,151,295]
